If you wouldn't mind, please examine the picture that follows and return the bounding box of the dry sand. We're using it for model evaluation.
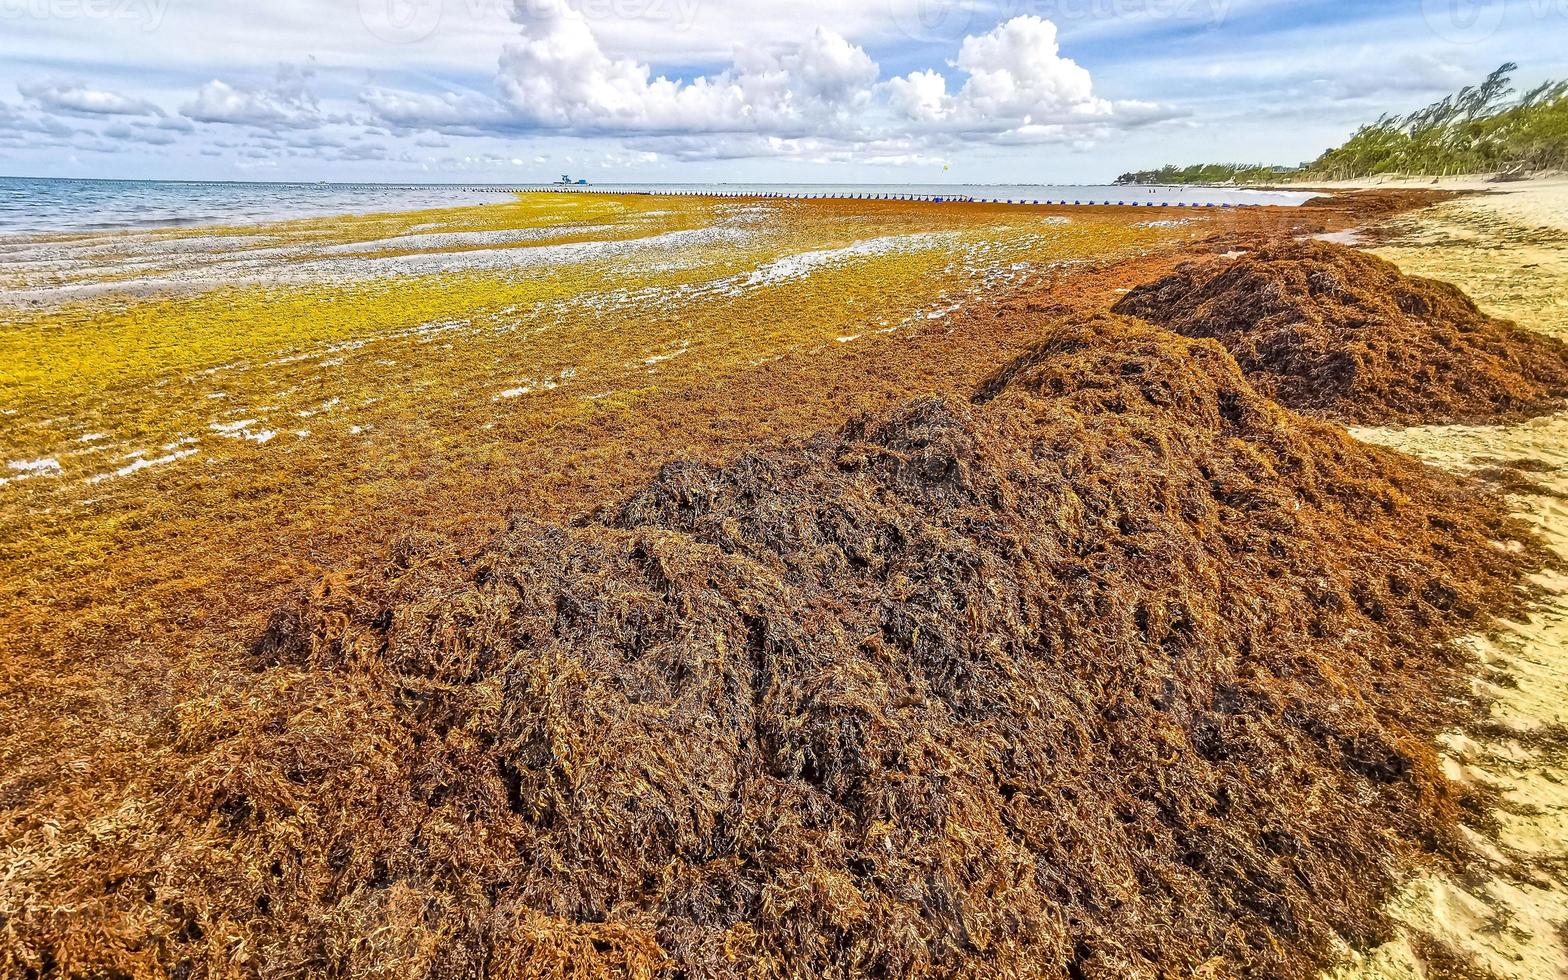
[1303,174,1568,233]
[1327,177,1568,979]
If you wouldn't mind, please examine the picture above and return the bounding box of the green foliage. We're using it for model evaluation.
[1114,64,1568,184]
[1113,162,1291,185]
[1305,63,1568,178]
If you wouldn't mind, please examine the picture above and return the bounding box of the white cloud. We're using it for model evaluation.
[184,80,296,126]
[355,6,1164,157]
[19,79,163,117]
[785,28,879,104]
[283,130,353,150]
[633,132,948,166]
[885,16,1116,138]
[885,70,947,123]
[103,122,178,146]
[362,88,512,131]
[953,16,1104,122]
[2,0,1562,182]
[0,97,84,148]
[181,63,323,129]
[332,141,402,162]
[0,5,1206,176]
[494,1,879,136]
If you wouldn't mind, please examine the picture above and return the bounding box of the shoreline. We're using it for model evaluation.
[1114,171,1565,193]
[0,178,1320,241]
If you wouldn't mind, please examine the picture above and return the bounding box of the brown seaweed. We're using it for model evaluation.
[1112,238,1568,425]
[25,314,1541,979]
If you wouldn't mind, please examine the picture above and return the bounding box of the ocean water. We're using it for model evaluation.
[0,176,1318,236]
[0,177,494,235]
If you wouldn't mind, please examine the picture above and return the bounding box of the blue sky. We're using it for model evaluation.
[0,0,1562,182]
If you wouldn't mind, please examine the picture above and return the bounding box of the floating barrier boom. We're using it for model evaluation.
[502,186,1260,208]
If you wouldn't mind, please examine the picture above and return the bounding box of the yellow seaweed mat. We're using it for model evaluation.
[0,194,1209,646]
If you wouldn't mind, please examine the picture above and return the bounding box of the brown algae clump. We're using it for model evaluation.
[1112,238,1568,425]
[34,314,1544,979]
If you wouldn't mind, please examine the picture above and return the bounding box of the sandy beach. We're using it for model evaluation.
[1313,176,1568,979]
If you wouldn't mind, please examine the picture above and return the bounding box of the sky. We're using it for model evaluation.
[0,0,1563,183]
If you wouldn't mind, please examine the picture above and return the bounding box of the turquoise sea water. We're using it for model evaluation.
[0,176,1317,235]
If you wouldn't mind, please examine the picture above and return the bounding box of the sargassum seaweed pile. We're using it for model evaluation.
[1113,238,1568,425]
[13,312,1547,980]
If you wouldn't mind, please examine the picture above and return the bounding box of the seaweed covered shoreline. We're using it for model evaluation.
[4,190,1559,979]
